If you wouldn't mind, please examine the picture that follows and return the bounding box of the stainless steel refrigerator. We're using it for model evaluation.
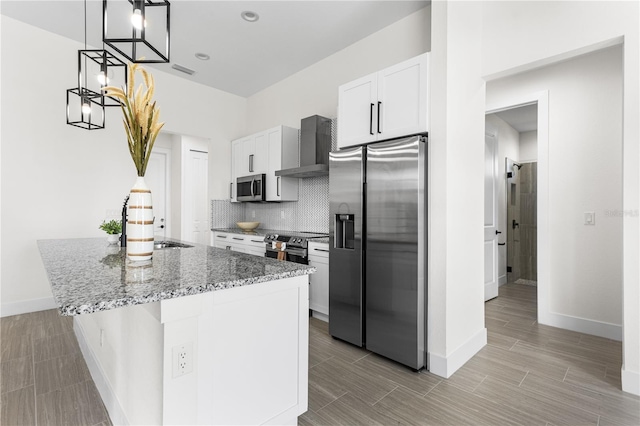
[329,135,427,370]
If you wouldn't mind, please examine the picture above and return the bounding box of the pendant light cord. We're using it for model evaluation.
[83,0,87,95]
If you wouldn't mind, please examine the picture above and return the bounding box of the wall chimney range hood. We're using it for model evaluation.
[276,115,331,178]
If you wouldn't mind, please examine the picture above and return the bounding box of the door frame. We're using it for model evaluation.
[486,90,549,324]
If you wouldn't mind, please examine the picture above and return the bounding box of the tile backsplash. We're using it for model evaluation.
[210,119,336,234]
[210,176,329,233]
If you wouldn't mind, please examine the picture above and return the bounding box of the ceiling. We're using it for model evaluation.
[1,0,428,97]
[494,104,538,133]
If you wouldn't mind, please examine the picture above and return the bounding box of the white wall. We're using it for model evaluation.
[0,16,247,314]
[481,0,639,395]
[428,0,487,378]
[245,6,430,133]
[519,131,537,162]
[486,114,520,284]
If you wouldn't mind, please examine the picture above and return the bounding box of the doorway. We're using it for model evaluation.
[146,147,172,240]
[485,99,542,309]
[506,159,537,286]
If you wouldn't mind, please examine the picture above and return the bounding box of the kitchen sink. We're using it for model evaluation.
[154,241,194,249]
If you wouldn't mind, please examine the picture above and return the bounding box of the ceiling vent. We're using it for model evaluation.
[171,64,195,75]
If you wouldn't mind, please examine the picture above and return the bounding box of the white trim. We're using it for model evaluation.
[542,311,622,341]
[498,274,508,286]
[621,366,640,396]
[73,318,130,426]
[428,328,487,378]
[311,311,329,323]
[1,296,56,317]
[486,90,550,331]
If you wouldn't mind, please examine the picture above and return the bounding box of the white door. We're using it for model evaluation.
[377,53,428,141]
[146,148,171,240]
[184,149,209,245]
[484,133,500,301]
[337,72,378,149]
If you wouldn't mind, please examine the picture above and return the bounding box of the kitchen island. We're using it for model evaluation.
[38,238,313,425]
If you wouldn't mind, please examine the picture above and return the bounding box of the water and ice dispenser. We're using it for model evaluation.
[334,214,355,249]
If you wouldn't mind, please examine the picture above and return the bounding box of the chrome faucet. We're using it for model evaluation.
[121,195,130,248]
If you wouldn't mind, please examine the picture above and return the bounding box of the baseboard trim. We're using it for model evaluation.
[621,366,640,396]
[1,297,57,317]
[539,311,622,341]
[428,328,487,378]
[498,275,508,286]
[74,318,130,425]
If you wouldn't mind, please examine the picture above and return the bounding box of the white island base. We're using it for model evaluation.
[74,275,309,425]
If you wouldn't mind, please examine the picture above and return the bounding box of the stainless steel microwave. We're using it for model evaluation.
[237,174,266,202]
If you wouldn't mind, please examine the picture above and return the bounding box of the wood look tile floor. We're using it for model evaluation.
[1,283,638,425]
[301,284,640,426]
[0,310,111,426]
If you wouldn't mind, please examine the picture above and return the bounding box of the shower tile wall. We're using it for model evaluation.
[209,119,336,234]
[519,163,537,281]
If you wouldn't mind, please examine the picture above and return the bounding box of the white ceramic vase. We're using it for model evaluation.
[127,176,154,261]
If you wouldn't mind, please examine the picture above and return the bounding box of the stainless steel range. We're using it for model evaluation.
[264,231,328,264]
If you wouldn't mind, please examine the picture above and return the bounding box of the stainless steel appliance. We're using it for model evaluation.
[264,231,329,264]
[329,135,427,370]
[237,174,266,202]
[276,115,331,178]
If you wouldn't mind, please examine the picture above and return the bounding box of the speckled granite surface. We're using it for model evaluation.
[37,238,315,316]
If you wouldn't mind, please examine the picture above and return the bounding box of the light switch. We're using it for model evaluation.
[584,211,595,225]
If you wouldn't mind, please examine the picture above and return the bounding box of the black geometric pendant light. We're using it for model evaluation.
[66,0,107,130]
[102,0,171,63]
[78,49,128,107]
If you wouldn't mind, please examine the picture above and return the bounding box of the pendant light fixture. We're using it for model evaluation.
[66,0,106,130]
[103,0,171,64]
[78,49,128,107]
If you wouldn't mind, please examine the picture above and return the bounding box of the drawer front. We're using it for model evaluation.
[308,243,329,260]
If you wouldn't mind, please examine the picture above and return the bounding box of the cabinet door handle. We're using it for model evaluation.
[250,239,263,243]
[249,154,254,173]
[277,176,281,197]
[377,101,382,134]
[313,248,330,253]
[230,182,233,198]
[232,237,243,241]
[369,103,375,135]
[216,235,226,239]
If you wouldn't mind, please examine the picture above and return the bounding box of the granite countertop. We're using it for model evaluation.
[38,238,315,316]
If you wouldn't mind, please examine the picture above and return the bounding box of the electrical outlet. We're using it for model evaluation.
[100,329,105,348]
[252,210,256,218]
[172,343,193,378]
[281,210,285,219]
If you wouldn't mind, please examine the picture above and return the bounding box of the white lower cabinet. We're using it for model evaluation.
[213,232,266,256]
[308,242,329,319]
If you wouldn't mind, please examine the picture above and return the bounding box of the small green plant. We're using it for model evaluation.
[99,219,122,235]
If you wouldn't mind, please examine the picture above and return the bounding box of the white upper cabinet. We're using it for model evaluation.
[337,53,429,149]
[230,125,299,202]
[266,126,299,202]
[337,72,378,148]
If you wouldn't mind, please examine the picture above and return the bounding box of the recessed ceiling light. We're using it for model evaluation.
[241,11,259,22]
[195,52,210,61]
